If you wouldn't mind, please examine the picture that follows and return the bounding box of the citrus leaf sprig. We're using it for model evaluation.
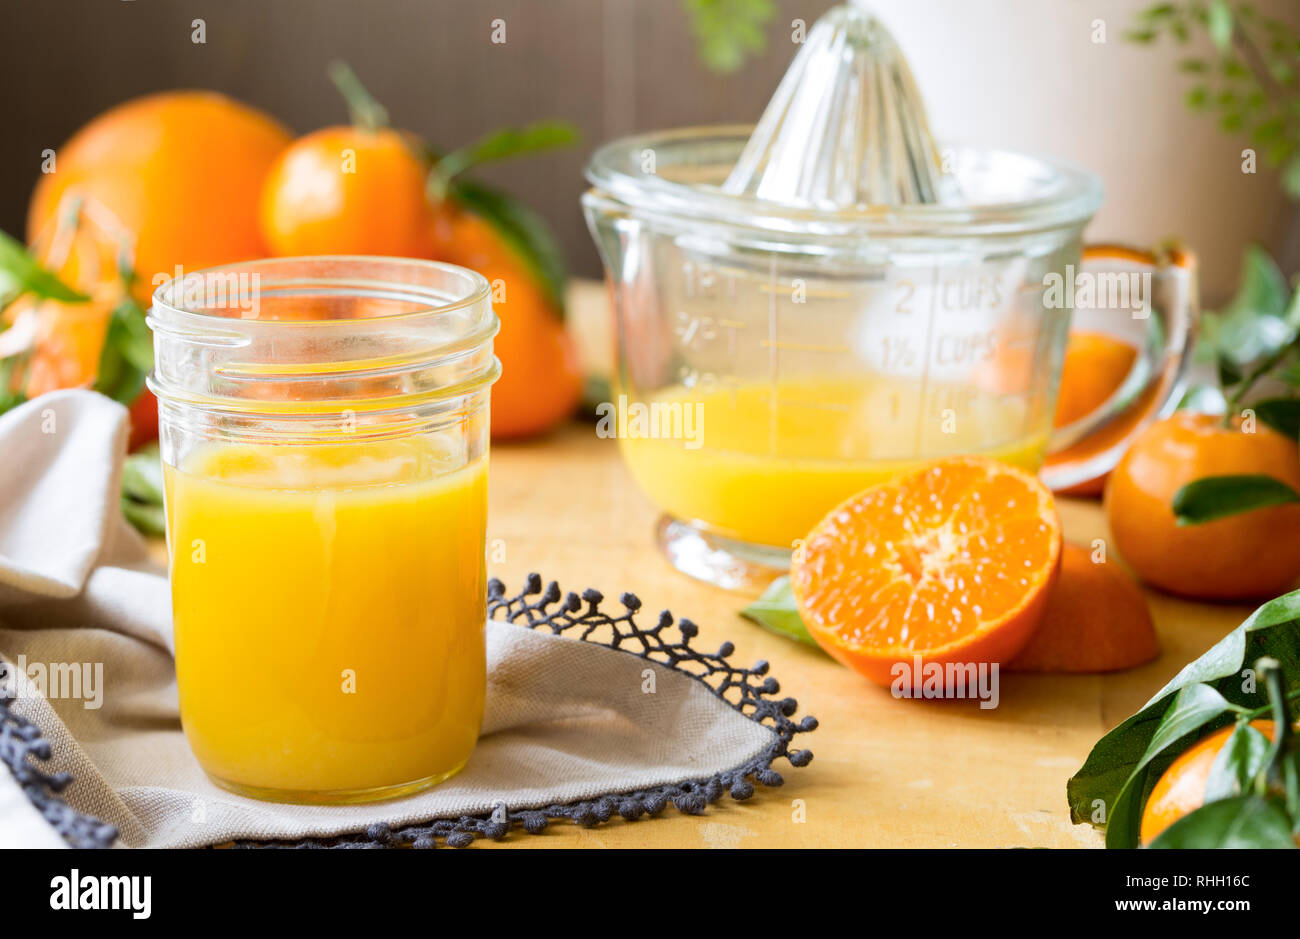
[1128,1,1300,197]
[1172,245,1300,523]
[1068,590,1300,848]
[1148,658,1300,847]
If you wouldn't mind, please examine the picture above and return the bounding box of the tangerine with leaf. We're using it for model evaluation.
[258,63,583,438]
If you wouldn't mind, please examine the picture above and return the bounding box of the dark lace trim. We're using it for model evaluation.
[4,575,817,849]
[0,663,119,849]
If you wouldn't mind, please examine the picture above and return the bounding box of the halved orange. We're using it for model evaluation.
[790,457,1062,688]
[1006,542,1158,673]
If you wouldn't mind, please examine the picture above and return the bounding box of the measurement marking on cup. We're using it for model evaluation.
[912,265,940,458]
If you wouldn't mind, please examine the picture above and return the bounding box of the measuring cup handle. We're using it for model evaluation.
[1040,243,1199,493]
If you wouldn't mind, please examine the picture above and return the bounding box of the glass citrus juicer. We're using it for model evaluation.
[583,3,1196,590]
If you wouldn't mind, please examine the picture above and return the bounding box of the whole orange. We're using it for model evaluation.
[259,126,437,258]
[28,91,291,299]
[1139,720,1273,845]
[1053,332,1137,429]
[442,210,582,439]
[1105,412,1300,600]
[1045,331,1140,497]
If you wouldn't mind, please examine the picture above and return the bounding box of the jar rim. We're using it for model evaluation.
[147,256,500,423]
[150,255,493,325]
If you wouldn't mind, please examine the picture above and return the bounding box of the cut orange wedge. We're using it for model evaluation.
[791,457,1062,688]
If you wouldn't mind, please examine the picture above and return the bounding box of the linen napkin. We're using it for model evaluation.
[0,390,774,848]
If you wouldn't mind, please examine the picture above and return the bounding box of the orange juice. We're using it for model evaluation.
[164,438,487,802]
[619,377,1048,548]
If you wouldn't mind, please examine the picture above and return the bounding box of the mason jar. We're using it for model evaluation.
[148,256,499,804]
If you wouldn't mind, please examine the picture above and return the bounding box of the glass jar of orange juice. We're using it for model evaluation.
[148,257,499,804]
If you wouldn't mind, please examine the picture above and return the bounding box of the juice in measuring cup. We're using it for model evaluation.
[619,376,1048,548]
[164,438,487,802]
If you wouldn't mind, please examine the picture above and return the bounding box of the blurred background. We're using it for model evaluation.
[2,0,1298,297]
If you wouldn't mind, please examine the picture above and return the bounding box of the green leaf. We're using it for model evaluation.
[120,443,164,536]
[93,295,153,405]
[1185,85,1210,109]
[0,354,28,415]
[684,0,777,73]
[739,576,824,649]
[0,229,88,303]
[1068,589,1300,847]
[121,497,165,537]
[1252,397,1300,438]
[1206,245,1292,366]
[1150,684,1236,755]
[1278,356,1300,387]
[1138,3,1177,22]
[1225,244,1289,317]
[1173,473,1300,525]
[1217,352,1243,387]
[1204,721,1273,801]
[432,122,579,193]
[1148,794,1296,848]
[450,177,567,315]
[1221,56,1249,79]
[1102,683,1234,848]
[121,443,163,505]
[1253,116,1286,143]
[1207,0,1235,52]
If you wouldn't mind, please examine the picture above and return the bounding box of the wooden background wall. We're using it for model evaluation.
[0,0,827,278]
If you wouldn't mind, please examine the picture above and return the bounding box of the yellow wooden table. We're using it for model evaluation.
[483,423,1254,849]
[149,284,1251,849]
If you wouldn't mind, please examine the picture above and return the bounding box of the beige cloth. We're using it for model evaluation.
[0,391,772,848]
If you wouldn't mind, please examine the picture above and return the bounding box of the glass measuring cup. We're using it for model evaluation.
[583,128,1196,589]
